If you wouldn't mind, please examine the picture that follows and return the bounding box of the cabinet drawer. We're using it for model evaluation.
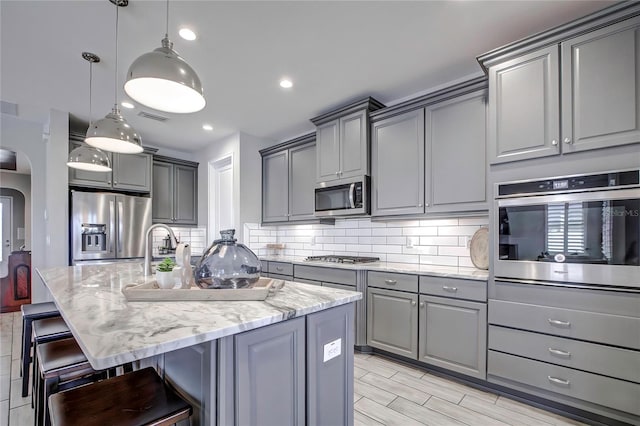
[489,300,640,350]
[489,325,640,383]
[368,271,418,293]
[268,261,293,276]
[294,265,356,285]
[419,276,486,302]
[488,350,640,416]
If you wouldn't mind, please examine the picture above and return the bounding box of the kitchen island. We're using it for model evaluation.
[37,262,361,426]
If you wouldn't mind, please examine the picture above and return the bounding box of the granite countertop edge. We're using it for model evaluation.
[260,255,489,281]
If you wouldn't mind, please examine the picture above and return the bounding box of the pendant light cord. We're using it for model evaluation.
[88,61,93,126]
[114,2,119,109]
[165,0,169,38]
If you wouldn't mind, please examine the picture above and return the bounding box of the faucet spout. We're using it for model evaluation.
[144,224,178,276]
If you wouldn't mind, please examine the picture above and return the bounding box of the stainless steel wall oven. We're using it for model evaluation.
[494,169,639,288]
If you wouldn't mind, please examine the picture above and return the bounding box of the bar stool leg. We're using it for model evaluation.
[21,318,33,397]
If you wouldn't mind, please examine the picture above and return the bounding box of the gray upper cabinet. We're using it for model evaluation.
[488,46,560,164]
[428,90,487,212]
[152,156,198,225]
[289,142,316,221]
[261,134,317,224]
[371,109,425,217]
[367,287,418,358]
[311,97,384,184]
[262,149,289,223]
[561,17,640,153]
[69,137,153,193]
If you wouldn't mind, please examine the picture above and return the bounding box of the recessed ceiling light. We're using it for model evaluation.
[179,28,197,41]
[121,101,135,109]
[279,79,293,89]
[202,124,213,131]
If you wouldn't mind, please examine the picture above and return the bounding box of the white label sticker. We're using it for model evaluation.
[323,338,342,363]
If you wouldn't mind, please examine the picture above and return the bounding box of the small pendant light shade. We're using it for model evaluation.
[67,143,111,172]
[68,51,112,172]
[86,107,143,153]
[124,37,205,113]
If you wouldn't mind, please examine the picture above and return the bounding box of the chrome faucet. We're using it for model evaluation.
[144,224,178,276]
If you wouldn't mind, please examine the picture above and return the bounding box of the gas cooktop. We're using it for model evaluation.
[305,255,380,264]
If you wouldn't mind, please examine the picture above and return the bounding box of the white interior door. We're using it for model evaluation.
[0,196,13,278]
[209,155,234,243]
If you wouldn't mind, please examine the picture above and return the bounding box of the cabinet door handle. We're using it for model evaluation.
[551,139,558,146]
[442,286,458,293]
[114,181,118,185]
[276,267,283,272]
[563,137,573,145]
[411,301,417,307]
[384,279,397,285]
[419,302,425,308]
[548,348,571,358]
[335,171,340,176]
[418,204,423,207]
[548,318,571,328]
[107,180,112,185]
[548,376,570,386]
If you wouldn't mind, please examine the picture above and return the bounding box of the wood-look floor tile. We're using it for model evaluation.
[389,372,464,404]
[354,356,397,378]
[461,395,554,426]
[8,404,33,426]
[366,355,425,378]
[8,362,18,382]
[388,396,468,426]
[420,372,498,404]
[354,408,384,426]
[354,353,371,361]
[0,376,8,402]
[354,392,363,403]
[0,400,8,426]
[355,397,425,426]
[8,379,29,408]
[0,358,9,377]
[360,372,430,405]
[9,336,19,362]
[354,365,368,379]
[354,378,397,406]
[425,396,511,426]
[495,396,587,426]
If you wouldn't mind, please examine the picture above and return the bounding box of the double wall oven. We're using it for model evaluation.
[494,169,639,289]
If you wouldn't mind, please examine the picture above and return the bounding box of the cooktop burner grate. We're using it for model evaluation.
[305,255,380,264]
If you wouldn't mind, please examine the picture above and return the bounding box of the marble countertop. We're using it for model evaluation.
[261,256,489,281]
[36,263,361,370]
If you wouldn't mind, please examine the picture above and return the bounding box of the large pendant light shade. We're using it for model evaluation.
[86,0,143,154]
[68,52,112,172]
[124,0,205,113]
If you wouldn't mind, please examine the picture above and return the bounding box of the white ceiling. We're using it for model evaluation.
[1,0,613,153]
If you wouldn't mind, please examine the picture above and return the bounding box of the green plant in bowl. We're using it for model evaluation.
[157,257,176,272]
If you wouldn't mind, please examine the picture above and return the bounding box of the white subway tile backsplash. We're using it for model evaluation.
[419,236,459,246]
[373,244,401,254]
[324,229,346,237]
[438,246,470,257]
[420,255,459,266]
[419,218,459,227]
[387,253,420,264]
[403,227,437,236]
[323,243,346,251]
[387,220,421,227]
[437,225,482,236]
[346,228,372,237]
[386,236,406,245]
[371,227,403,236]
[316,236,334,244]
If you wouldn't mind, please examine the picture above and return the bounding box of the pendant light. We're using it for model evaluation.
[124,0,205,113]
[67,52,112,172]
[86,0,143,154]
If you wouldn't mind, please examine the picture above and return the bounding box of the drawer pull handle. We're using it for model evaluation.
[548,319,571,328]
[548,376,570,386]
[442,286,458,293]
[275,267,283,272]
[384,279,397,285]
[548,348,571,358]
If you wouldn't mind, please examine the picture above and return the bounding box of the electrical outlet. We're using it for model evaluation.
[465,236,471,249]
[406,237,415,248]
[310,236,315,246]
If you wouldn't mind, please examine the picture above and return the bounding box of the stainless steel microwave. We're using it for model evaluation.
[494,169,640,289]
[315,176,370,217]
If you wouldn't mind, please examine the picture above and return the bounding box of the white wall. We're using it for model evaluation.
[0,172,31,248]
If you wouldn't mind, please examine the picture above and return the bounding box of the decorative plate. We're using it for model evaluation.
[469,227,489,270]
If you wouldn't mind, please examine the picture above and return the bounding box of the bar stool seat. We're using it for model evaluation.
[21,302,60,397]
[49,367,192,426]
[36,338,104,426]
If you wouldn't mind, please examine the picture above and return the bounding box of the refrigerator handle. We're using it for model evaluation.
[109,200,115,254]
[118,200,124,253]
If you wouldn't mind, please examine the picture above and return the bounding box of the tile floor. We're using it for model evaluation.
[1,311,584,426]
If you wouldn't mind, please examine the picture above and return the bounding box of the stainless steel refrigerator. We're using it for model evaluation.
[70,191,152,265]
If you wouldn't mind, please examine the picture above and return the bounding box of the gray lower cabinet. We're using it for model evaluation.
[261,135,316,223]
[235,317,306,426]
[367,287,418,358]
[488,46,560,164]
[371,109,425,216]
[69,138,153,193]
[152,157,198,225]
[418,295,486,379]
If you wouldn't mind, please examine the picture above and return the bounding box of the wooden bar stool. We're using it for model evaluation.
[30,317,73,406]
[35,337,106,426]
[49,367,193,426]
[21,302,60,397]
